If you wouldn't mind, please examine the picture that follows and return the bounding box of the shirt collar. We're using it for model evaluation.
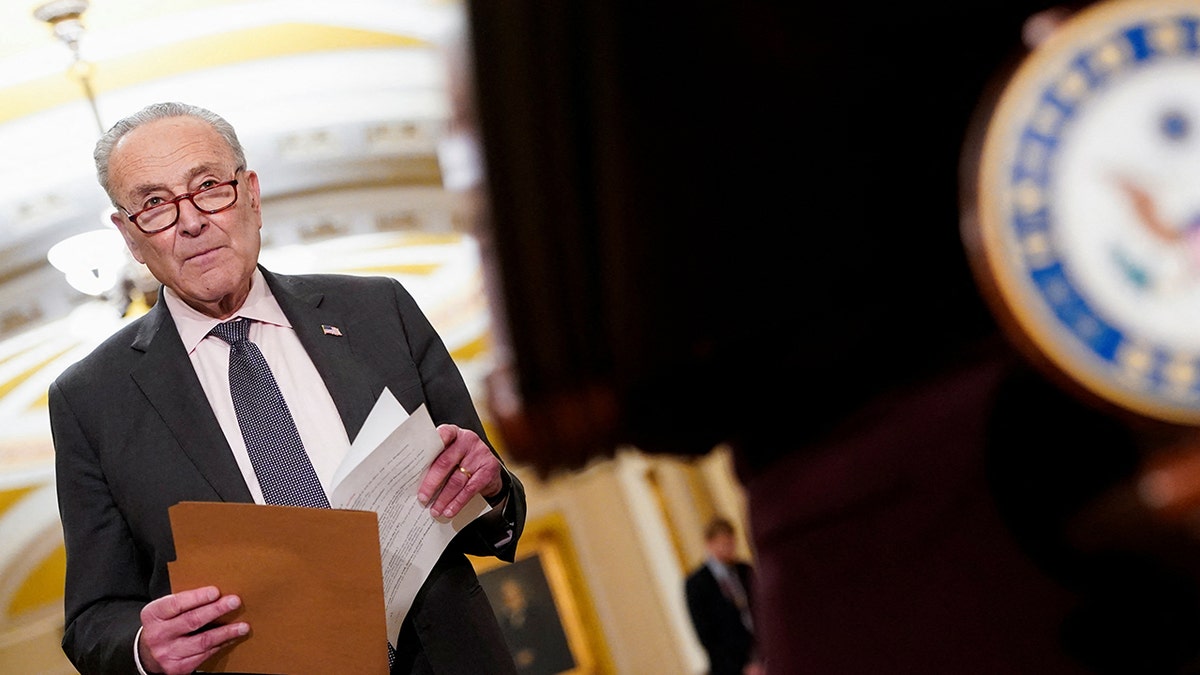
[164,267,292,353]
[705,556,734,579]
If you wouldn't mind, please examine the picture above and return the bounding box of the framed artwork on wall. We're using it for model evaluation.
[471,512,612,674]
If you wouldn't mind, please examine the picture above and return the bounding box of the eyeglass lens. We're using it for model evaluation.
[136,182,238,232]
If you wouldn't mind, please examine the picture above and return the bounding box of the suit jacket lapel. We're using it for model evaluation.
[129,299,253,502]
[261,267,379,442]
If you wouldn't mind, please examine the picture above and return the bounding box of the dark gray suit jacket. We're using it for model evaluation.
[50,266,525,675]
[685,561,756,675]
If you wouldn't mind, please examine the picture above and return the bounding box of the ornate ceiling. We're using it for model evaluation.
[0,2,492,670]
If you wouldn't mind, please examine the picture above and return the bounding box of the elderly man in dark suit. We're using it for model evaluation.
[49,101,525,675]
[685,517,762,675]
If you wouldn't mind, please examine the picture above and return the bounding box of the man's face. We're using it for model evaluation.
[707,531,737,564]
[106,115,262,319]
[500,579,526,612]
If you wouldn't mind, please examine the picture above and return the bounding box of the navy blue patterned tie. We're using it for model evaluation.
[209,318,330,509]
[209,318,396,667]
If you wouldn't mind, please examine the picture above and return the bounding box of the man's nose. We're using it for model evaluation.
[174,198,207,235]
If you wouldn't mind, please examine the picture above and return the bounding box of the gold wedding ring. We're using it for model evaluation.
[457,465,473,479]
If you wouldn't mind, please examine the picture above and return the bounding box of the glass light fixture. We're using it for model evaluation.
[46,227,127,297]
[33,0,90,54]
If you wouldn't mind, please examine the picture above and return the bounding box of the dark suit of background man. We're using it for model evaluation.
[49,101,526,675]
[685,517,762,675]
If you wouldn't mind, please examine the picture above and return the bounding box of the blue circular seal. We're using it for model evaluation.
[968,0,1200,425]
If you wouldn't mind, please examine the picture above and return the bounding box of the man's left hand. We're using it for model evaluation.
[418,424,504,517]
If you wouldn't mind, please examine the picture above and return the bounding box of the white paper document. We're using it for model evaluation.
[330,388,491,643]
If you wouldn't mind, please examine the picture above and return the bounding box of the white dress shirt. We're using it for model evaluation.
[165,268,351,502]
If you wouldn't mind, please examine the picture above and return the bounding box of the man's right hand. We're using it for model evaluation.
[138,586,248,675]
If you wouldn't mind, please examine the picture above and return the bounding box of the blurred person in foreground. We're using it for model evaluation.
[48,101,526,675]
[466,1,1200,673]
[684,516,763,675]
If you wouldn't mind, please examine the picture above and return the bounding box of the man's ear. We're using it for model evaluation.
[111,209,146,264]
[244,170,262,214]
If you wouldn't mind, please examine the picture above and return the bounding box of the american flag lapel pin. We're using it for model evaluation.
[321,324,344,337]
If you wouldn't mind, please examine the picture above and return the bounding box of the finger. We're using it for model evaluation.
[437,424,460,450]
[141,591,245,674]
[432,454,500,518]
[157,621,249,675]
[1022,7,1073,50]
[458,437,503,493]
[430,465,475,517]
[418,425,465,504]
[463,447,505,498]
[143,586,221,621]
[150,593,242,637]
[186,619,251,661]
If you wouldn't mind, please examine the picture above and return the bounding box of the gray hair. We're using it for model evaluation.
[94,102,247,202]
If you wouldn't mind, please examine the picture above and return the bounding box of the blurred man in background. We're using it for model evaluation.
[684,517,762,675]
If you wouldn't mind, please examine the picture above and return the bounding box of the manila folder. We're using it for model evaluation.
[168,501,389,675]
